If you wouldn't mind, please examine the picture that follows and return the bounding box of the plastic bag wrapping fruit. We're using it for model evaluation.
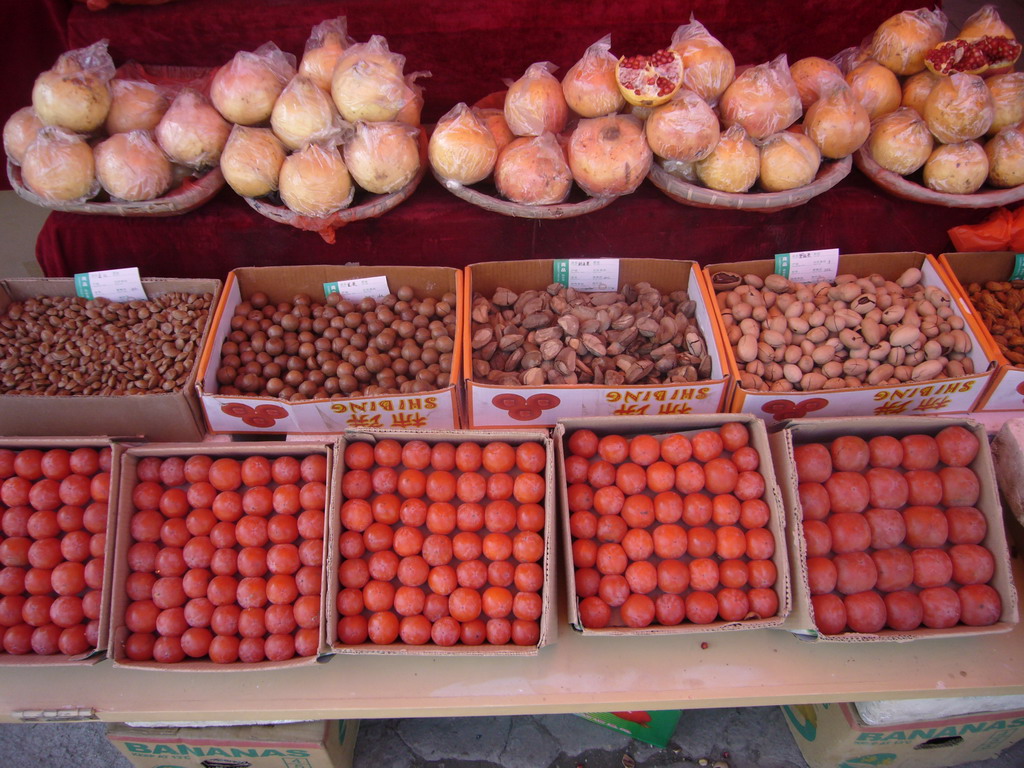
[561,35,624,119]
[472,107,514,154]
[869,7,948,76]
[948,205,1024,251]
[278,142,354,218]
[397,70,430,127]
[95,129,173,202]
[331,35,414,123]
[923,73,995,144]
[759,131,821,192]
[867,107,934,176]
[2,107,44,166]
[988,73,1024,134]
[830,45,872,76]
[669,16,736,104]
[644,89,721,163]
[567,113,651,197]
[155,88,231,169]
[718,54,801,140]
[211,42,297,126]
[220,124,286,198]
[106,78,171,134]
[503,61,569,137]
[32,39,116,133]
[694,123,759,193]
[494,131,573,205]
[299,16,356,91]
[803,84,870,160]
[343,120,421,195]
[962,3,1016,39]
[428,102,498,185]
[20,125,100,202]
[270,74,347,150]
[987,126,1024,188]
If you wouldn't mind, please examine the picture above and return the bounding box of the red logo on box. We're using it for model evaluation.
[492,393,561,421]
[762,397,828,421]
[221,402,289,428]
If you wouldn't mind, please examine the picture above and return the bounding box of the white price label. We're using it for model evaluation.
[775,249,839,283]
[73,268,147,302]
[323,276,391,301]
[552,259,619,291]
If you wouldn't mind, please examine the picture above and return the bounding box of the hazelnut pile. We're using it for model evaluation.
[471,282,712,386]
[0,293,212,397]
[216,287,457,401]
[712,268,974,392]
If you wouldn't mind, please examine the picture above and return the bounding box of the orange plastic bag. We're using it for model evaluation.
[948,206,1024,251]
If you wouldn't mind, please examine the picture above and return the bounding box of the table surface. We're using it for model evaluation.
[2,550,1022,724]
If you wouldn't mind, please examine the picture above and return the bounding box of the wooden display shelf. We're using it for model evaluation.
[2,549,1023,724]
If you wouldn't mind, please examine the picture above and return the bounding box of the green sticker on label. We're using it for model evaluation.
[553,260,570,286]
[1011,254,1024,281]
[775,253,791,278]
[75,273,94,300]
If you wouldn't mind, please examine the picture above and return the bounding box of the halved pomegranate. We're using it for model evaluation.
[615,49,684,107]
[924,36,1022,77]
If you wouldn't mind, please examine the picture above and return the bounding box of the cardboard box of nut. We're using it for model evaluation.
[938,252,1024,412]
[328,429,556,655]
[108,441,336,669]
[555,414,790,637]
[770,416,1018,642]
[463,259,730,429]
[0,438,122,665]
[196,265,463,434]
[704,253,992,422]
[0,277,219,441]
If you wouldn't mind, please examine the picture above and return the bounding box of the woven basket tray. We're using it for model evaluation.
[8,159,225,217]
[648,154,852,212]
[245,129,428,244]
[854,147,1024,209]
[432,169,617,219]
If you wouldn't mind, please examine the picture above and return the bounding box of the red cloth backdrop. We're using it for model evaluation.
[22,0,985,278]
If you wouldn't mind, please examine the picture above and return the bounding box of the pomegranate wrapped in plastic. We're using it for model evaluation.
[902,70,941,115]
[343,121,422,195]
[987,73,1024,135]
[830,46,873,76]
[923,73,995,144]
[790,57,846,112]
[20,126,99,202]
[155,88,231,169]
[106,78,170,134]
[961,4,1016,41]
[331,36,413,123]
[32,40,115,133]
[694,124,759,193]
[220,125,287,198]
[504,61,569,137]
[3,107,44,166]
[278,142,354,216]
[211,43,296,126]
[271,74,347,151]
[644,89,720,162]
[396,71,429,127]
[803,85,871,159]
[494,132,573,204]
[94,130,173,202]
[846,61,901,120]
[669,17,736,104]
[562,35,625,118]
[299,16,355,92]
[923,141,989,193]
[719,55,802,140]
[472,107,515,154]
[986,127,1024,187]
[759,131,821,192]
[869,7,948,76]
[868,107,934,176]
[428,102,498,185]
[567,113,651,197]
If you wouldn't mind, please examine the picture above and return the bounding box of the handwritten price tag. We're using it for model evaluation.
[553,259,620,291]
[73,268,147,302]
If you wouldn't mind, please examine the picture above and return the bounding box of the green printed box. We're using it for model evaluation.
[577,710,682,748]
